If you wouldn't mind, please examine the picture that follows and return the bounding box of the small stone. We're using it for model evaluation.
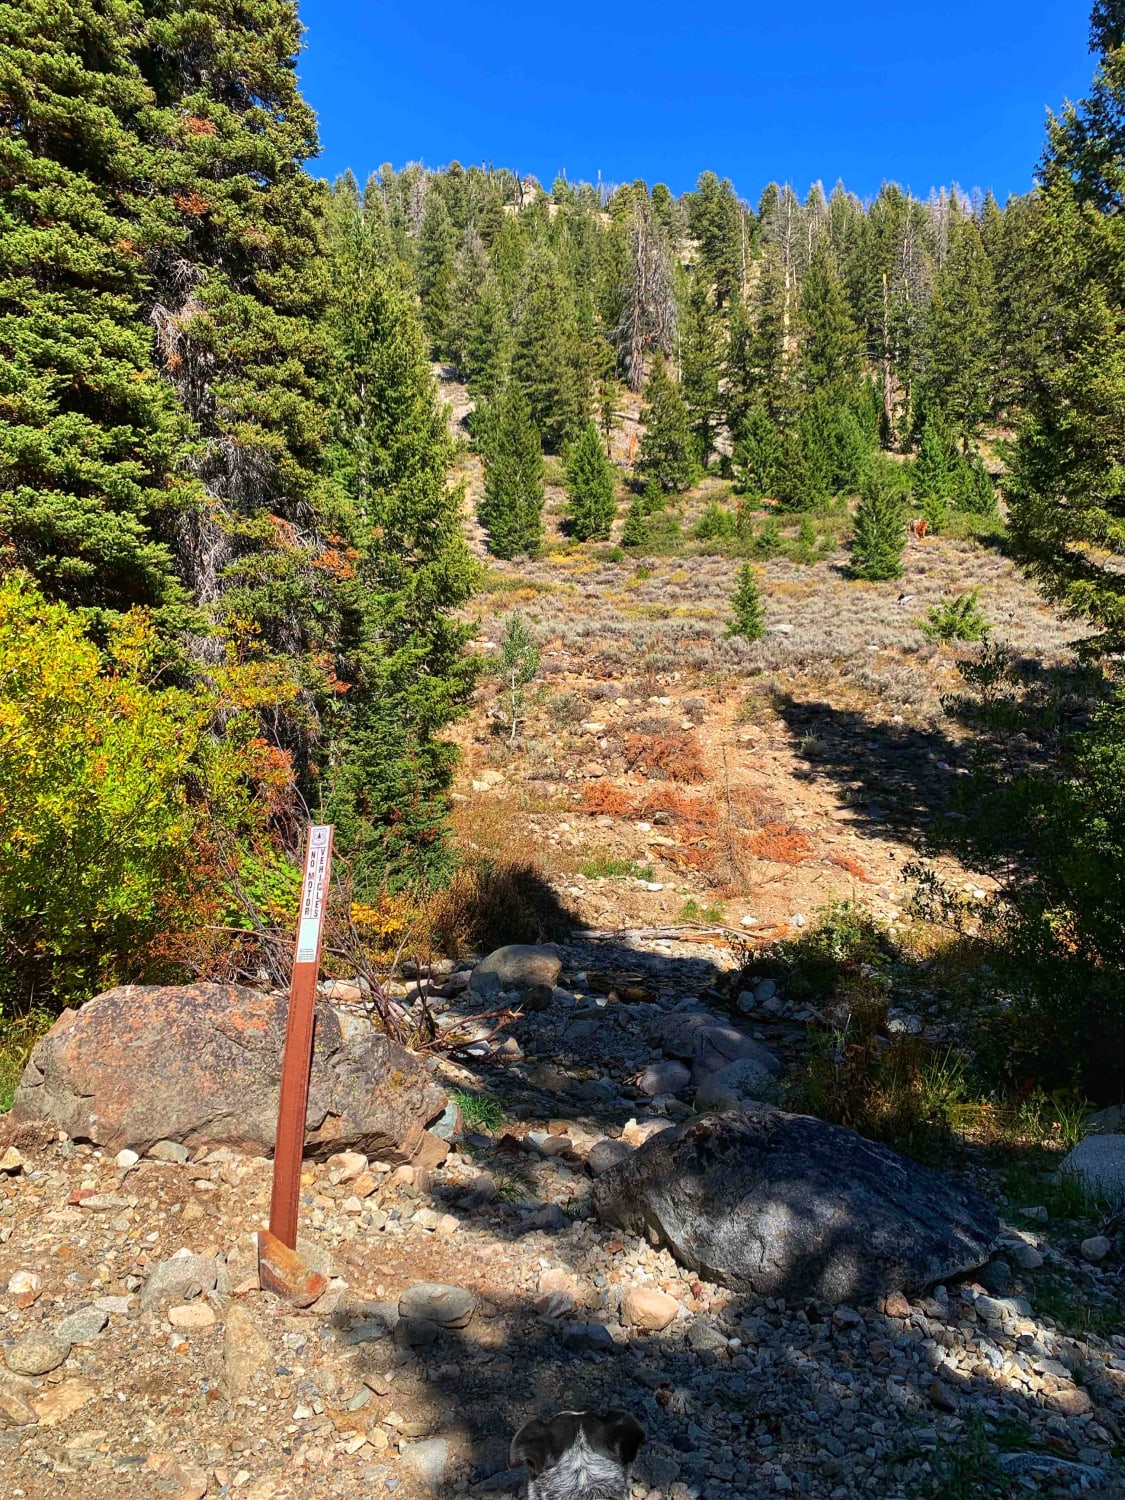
[5,1329,71,1376]
[115,1148,140,1170]
[400,1437,450,1487]
[1080,1235,1112,1264]
[1010,1243,1043,1271]
[622,1117,673,1148]
[0,1385,37,1426]
[395,1316,438,1349]
[621,1286,680,1332]
[0,1147,23,1174]
[148,1140,191,1163]
[6,1271,41,1308]
[586,1139,633,1177]
[168,1302,216,1330]
[560,1322,618,1353]
[639,1061,691,1096]
[833,1306,864,1328]
[1048,1387,1093,1417]
[32,1378,95,1428]
[140,1251,219,1311]
[55,1306,108,1344]
[882,1292,911,1318]
[398,1282,476,1328]
[327,1151,368,1183]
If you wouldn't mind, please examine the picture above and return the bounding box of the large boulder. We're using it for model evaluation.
[12,983,446,1162]
[592,1107,999,1304]
[648,1011,780,1087]
[470,944,562,1001]
[1060,1134,1125,1204]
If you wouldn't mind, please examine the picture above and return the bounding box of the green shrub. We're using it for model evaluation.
[920,589,991,642]
[0,575,280,1007]
[695,501,738,541]
[726,564,766,642]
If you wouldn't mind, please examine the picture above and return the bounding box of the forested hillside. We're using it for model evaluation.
[1,0,1124,1115]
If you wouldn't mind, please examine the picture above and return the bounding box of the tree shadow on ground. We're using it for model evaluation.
[311,927,1125,1498]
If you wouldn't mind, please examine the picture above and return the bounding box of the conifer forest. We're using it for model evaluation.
[2,8,1125,1489]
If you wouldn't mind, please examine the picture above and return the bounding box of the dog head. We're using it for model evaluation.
[510,1409,645,1500]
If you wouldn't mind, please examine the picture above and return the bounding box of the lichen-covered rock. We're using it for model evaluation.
[593,1107,999,1304]
[12,983,445,1161]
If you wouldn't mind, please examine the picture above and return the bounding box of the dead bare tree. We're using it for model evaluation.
[616,199,677,391]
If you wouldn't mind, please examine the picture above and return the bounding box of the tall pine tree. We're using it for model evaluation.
[565,421,617,541]
[480,382,544,558]
[636,353,697,493]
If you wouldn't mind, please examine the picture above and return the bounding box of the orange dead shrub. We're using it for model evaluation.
[624,731,707,784]
[578,783,635,817]
[747,822,813,865]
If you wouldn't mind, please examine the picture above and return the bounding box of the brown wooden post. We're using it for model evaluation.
[258,824,334,1305]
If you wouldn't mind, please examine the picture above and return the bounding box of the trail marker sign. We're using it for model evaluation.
[260,824,334,1298]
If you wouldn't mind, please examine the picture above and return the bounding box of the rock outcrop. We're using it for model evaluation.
[593,1107,999,1303]
[12,983,446,1162]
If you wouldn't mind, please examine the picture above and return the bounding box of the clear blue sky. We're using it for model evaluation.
[298,0,1096,204]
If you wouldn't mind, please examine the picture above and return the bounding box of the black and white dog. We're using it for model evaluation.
[510,1410,645,1500]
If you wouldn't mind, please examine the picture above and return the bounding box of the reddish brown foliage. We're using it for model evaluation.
[578,783,635,817]
[623,731,707,784]
[173,190,211,216]
[747,822,813,865]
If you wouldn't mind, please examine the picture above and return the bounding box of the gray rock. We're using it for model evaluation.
[978,1259,1012,1296]
[140,1251,220,1312]
[688,1026,780,1088]
[54,1306,108,1344]
[694,1058,779,1113]
[559,1322,618,1354]
[341,1318,394,1346]
[592,1108,999,1303]
[148,1139,190,1163]
[639,1061,691,1096]
[1061,1134,1125,1203]
[470,945,562,998]
[586,1139,634,1177]
[1081,1234,1112,1263]
[754,979,777,1004]
[1009,1242,1043,1271]
[400,1437,450,1489]
[5,1330,70,1376]
[395,1316,439,1348]
[521,1203,568,1231]
[398,1282,476,1329]
[12,982,446,1163]
[685,1320,728,1353]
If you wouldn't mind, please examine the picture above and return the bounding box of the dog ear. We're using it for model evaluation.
[510,1416,573,1478]
[589,1410,645,1465]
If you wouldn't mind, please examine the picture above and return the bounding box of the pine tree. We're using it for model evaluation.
[913,411,959,531]
[1008,4,1125,652]
[733,405,783,498]
[726,563,766,640]
[679,272,723,467]
[620,496,650,549]
[416,189,458,353]
[636,354,698,493]
[511,251,588,451]
[851,463,906,580]
[687,171,745,307]
[922,215,997,442]
[565,421,617,541]
[799,241,862,393]
[319,180,477,884]
[479,383,544,558]
[465,275,512,401]
[0,0,189,623]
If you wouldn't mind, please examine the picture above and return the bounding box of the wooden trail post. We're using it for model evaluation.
[258,823,334,1305]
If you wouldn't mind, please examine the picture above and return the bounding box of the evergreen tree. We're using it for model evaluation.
[851,463,906,580]
[444,226,490,373]
[479,383,544,558]
[465,275,512,401]
[620,495,650,548]
[922,215,997,442]
[726,563,766,641]
[679,272,723,467]
[0,1,189,623]
[416,190,457,353]
[913,410,959,530]
[733,405,783,499]
[320,181,477,884]
[636,354,697,493]
[1009,3,1125,652]
[511,251,588,450]
[687,171,745,306]
[773,428,822,512]
[565,421,617,541]
[799,241,862,393]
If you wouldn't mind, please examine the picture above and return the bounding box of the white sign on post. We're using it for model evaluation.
[294,825,332,964]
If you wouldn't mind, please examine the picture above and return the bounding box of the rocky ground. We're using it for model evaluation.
[1,940,1123,1500]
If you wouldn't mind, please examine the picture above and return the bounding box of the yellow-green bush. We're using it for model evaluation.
[0,575,288,1005]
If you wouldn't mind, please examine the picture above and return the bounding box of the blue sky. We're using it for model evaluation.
[298,1,1096,204]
